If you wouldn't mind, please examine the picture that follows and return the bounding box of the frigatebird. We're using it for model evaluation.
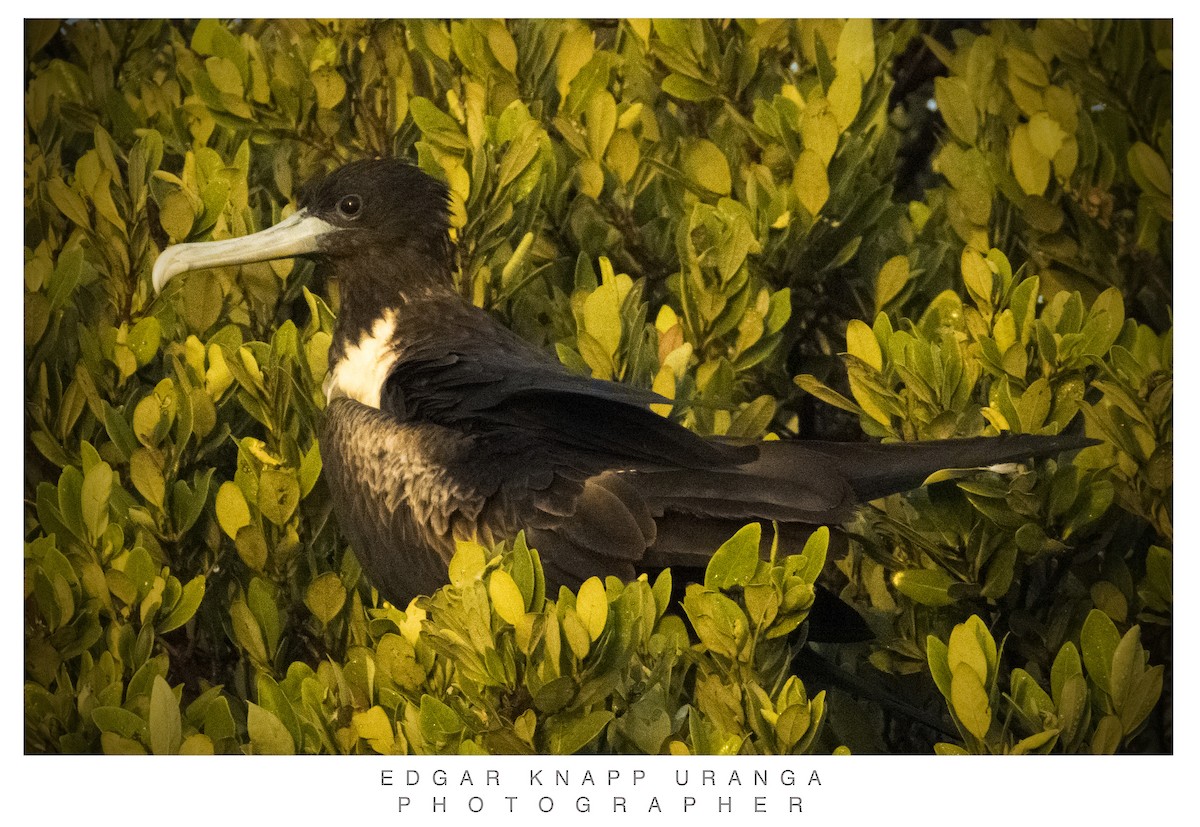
[153,159,1092,633]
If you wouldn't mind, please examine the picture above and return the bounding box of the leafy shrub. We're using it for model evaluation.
[24,18,1170,754]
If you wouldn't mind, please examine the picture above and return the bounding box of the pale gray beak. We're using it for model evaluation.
[152,210,339,293]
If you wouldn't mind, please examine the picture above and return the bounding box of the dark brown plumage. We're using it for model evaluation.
[153,159,1095,636]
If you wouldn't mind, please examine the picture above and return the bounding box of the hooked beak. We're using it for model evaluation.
[152,210,339,293]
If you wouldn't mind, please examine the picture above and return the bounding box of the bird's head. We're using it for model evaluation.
[152,159,454,295]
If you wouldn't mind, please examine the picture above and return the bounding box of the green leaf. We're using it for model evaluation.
[585,90,617,159]
[1108,625,1140,710]
[934,76,977,144]
[1090,714,1122,755]
[419,695,463,742]
[46,178,91,228]
[179,734,214,755]
[836,19,876,81]
[950,662,991,740]
[158,189,195,240]
[892,568,955,607]
[256,673,301,749]
[582,279,623,357]
[230,600,268,663]
[661,73,717,101]
[1012,729,1059,755]
[576,577,609,641]
[845,318,883,371]
[298,441,323,498]
[127,317,162,366]
[792,149,829,217]
[485,21,518,74]
[1028,111,1067,158]
[683,139,731,196]
[827,71,861,131]
[353,706,396,752]
[80,460,112,542]
[48,247,85,314]
[1050,642,1082,704]
[683,587,749,659]
[92,706,148,740]
[215,481,251,539]
[149,676,182,756]
[206,56,244,96]
[247,702,295,755]
[961,247,994,309]
[305,572,347,625]
[1090,580,1128,624]
[704,523,761,589]
[605,128,639,184]
[449,540,488,586]
[489,570,527,625]
[794,374,862,416]
[1011,124,1049,196]
[158,576,205,633]
[257,468,299,526]
[546,710,613,754]
[410,96,469,149]
[234,525,268,572]
[875,255,910,310]
[792,526,828,585]
[1081,608,1121,695]
[1120,666,1164,735]
[1127,141,1171,198]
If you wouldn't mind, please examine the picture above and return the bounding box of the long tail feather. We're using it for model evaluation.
[792,433,1098,501]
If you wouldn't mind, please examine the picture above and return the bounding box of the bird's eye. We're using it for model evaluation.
[338,194,362,219]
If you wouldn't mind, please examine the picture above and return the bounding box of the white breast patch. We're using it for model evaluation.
[324,310,399,409]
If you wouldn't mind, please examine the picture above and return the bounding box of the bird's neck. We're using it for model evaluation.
[328,246,457,346]
[323,246,463,409]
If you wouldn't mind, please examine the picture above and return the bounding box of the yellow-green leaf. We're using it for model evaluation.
[934,76,977,144]
[836,19,875,81]
[892,568,955,607]
[215,481,251,539]
[582,280,623,357]
[683,139,730,196]
[486,21,518,75]
[586,90,617,159]
[1028,111,1066,158]
[257,468,299,526]
[802,111,839,165]
[206,56,243,96]
[305,572,346,625]
[604,128,639,184]
[575,157,603,199]
[149,676,182,756]
[950,662,992,739]
[827,71,861,131]
[1127,141,1172,198]
[845,318,882,371]
[1011,124,1049,196]
[948,620,990,685]
[961,247,994,308]
[46,178,90,228]
[576,577,608,641]
[158,190,195,241]
[489,570,526,625]
[875,255,910,310]
[449,540,488,585]
[233,525,268,573]
[311,66,346,110]
[247,702,295,755]
[792,149,829,217]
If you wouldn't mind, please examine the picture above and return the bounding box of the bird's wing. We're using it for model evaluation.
[380,329,750,472]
